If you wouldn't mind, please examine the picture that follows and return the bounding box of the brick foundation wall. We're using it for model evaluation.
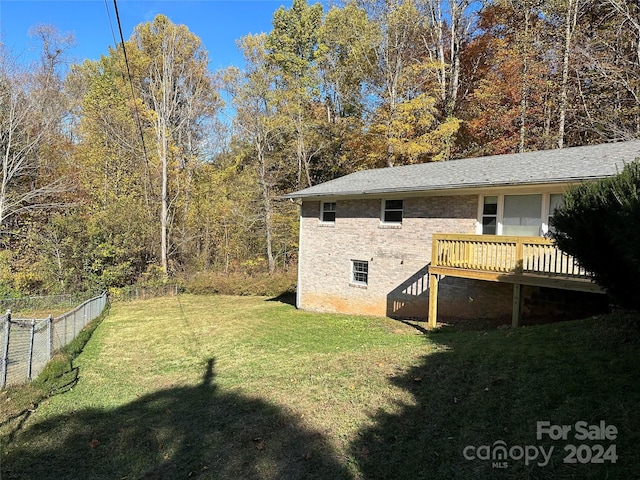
[436,278,608,326]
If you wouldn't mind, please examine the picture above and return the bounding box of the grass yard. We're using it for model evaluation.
[1,294,638,479]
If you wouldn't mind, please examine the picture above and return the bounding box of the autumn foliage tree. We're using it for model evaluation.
[131,15,220,276]
[2,0,640,295]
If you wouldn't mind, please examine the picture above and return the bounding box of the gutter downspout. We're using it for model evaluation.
[296,205,303,309]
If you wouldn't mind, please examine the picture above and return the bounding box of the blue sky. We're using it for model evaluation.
[0,0,295,72]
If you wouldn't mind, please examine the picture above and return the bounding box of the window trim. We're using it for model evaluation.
[351,260,369,286]
[481,195,499,235]
[320,201,336,224]
[547,193,565,235]
[381,198,403,225]
[477,192,564,236]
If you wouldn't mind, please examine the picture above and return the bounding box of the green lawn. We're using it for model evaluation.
[1,294,638,479]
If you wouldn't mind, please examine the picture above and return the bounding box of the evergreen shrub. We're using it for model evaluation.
[551,160,640,310]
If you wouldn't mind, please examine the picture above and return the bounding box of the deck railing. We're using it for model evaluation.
[428,234,600,328]
[431,234,591,279]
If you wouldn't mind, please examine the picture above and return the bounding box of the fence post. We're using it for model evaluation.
[27,319,36,381]
[2,310,11,389]
[47,314,53,360]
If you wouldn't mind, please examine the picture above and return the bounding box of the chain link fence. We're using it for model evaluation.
[112,284,179,302]
[0,293,88,315]
[1,292,108,389]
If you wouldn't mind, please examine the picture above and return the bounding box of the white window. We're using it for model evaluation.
[481,196,498,235]
[478,193,563,237]
[351,260,369,285]
[503,194,542,236]
[321,202,336,223]
[382,199,403,224]
[546,194,565,235]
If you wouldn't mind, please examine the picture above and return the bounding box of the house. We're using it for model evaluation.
[283,141,640,326]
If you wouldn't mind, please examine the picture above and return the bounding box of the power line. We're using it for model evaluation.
[104,0,154,194]
[103,0,118,49]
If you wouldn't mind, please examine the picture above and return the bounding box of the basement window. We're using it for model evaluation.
[351,260,369,286]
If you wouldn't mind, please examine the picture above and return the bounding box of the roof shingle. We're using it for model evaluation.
[283,141,640,199]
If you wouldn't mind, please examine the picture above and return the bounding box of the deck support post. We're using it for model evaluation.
[512,283,522,328]
[428,273,439,328]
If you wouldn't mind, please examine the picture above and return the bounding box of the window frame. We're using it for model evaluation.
[481,195,499,235]
[351,260,369,286]
[546,193,565,235]
[477,192,564,237]
[381,199,404,225]
[320,201,336,224]
[502,193,543,236]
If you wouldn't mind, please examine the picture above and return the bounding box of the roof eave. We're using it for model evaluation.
[281,175,609,200]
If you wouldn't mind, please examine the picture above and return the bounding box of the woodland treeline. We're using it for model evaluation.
[1,0,638,295]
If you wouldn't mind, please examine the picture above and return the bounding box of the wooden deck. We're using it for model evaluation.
[427,234,603,328]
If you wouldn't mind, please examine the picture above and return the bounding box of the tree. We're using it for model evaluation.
[225,34,289,274]
[318,2,376,122]
[417,0,479,118]
[131,14,219,276]
[64,16,221,286]
[65,54,157,290]
[551,161,640,310]
[484,0,550,153]
[570,0,640,140]
[555,0,581,148]
[360,0,462,166]
[0,37,70,233]
[462,1,554,154]
[266,0,325,188]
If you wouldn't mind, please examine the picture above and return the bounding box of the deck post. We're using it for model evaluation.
[512,283,522,328]
[428,273,439,328]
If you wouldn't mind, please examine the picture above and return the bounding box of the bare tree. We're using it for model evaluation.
[133,15,218,275]
[420,0,477,117]
[557,0,581,148]
[0,44,68,232]
[226,34,287,274]
[605,0,640,67]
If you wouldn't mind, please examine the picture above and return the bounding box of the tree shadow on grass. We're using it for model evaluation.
[2,359,351,480]
[350,316,640,479]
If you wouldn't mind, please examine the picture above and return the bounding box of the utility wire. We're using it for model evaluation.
[104,0,154,195]
[103,0,118,51]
